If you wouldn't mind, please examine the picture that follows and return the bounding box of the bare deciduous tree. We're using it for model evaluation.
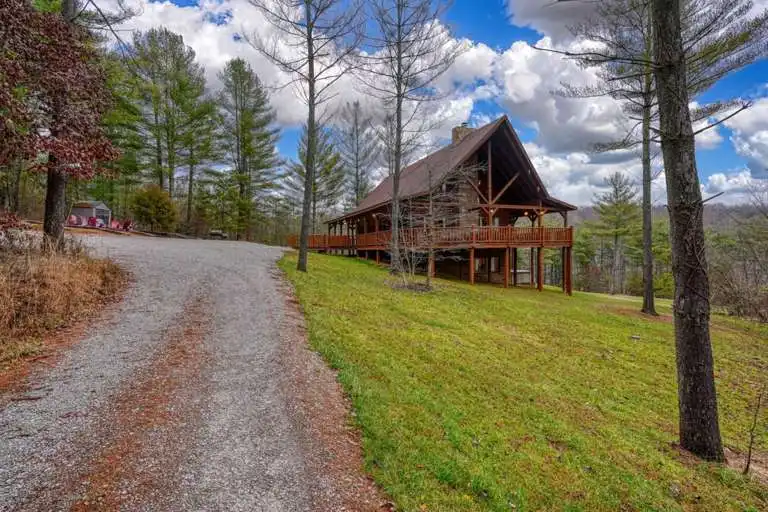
[333,101,380,207]
[359,0,463,273]
[398,160,485,289]
[250,0,362,272]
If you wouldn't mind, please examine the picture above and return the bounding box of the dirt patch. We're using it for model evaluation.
[276,271,393,511]
[725,447,768,486]
[607,306,674,323]
[668,443,768,486]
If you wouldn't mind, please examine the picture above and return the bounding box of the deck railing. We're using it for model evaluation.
[288,225,573,250]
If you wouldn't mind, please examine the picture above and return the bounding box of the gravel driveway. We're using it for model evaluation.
[0,236,377,511]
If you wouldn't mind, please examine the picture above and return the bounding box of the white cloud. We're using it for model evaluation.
[523,142,656,205]
[492,39,629,155]
[101,0,759,207]
[505,0,596,42]
[725,96,768,178]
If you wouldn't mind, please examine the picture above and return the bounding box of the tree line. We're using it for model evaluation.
[1,12,382,245]
[569,172,767,323]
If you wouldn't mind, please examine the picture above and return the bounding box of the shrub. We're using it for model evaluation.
[0,220,125,364]
[130,185,178,232]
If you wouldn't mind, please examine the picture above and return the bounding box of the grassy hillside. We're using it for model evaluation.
[279,253,767,511]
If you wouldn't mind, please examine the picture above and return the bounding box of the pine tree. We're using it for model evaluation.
[283,125,345,232]
[333,101,380,207]
[593,172,641,294]
[176,75,218,229]
[132,28,207,198]
[218,58,280,239]
[91,53,145,220]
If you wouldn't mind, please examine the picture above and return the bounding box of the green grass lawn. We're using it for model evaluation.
[279,253,768,512]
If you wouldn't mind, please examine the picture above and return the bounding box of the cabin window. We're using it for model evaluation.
[490,257,499,273]
[493,217,500,227]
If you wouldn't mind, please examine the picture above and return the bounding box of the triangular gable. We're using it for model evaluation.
[330,115,574,223]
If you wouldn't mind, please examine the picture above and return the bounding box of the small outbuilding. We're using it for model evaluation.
[70,200,112,227]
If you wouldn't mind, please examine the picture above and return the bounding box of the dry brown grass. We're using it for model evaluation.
[0,228,126,366]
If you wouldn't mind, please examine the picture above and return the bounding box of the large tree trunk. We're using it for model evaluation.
[43,167,69,247]
[296,0,315,272]
[43,0,75,247]
[652,0,724,461]
[641,100,657,315]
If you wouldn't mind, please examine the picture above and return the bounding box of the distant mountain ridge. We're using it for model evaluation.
[568,203,763,229]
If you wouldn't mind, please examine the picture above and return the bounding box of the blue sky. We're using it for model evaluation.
[126,0,768,204]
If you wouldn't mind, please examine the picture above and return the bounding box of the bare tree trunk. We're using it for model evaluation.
[641,97,657,314]
[652,0,724,461]
[388,0,406,274]
[297,0,316,272]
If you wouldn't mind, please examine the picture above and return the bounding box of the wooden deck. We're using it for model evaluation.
[288,225,573,251]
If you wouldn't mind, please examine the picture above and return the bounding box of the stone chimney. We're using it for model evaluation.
[451,122,473,144]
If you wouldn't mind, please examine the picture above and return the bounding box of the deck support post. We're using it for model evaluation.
[565,246,573,296]
[561,247,566,292]
[469,248,475,285]
[428,252,435,278]
[512,248,518,286]
[537,247,544,291]
[529,248,534,288]
[504,247,510,288]
[487,253,491,283]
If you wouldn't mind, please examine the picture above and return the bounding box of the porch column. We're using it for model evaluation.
[504,247,510,288]
[469,248,475,285]
[566,246,573,296]
[326,222,332,253]
[512,248,518,286]
[537,247,544,292]
[376,250,380,265]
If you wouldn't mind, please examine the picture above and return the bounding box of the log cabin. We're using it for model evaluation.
[289,115,577,294]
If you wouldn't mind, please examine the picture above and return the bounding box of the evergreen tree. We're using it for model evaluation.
[333,101,380,207]
[132,28,208,198]
[218,58,280,239]
[593,172,641,294]
[177,75,218,228]
[283,125,345,232]
[91,54,145,219]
